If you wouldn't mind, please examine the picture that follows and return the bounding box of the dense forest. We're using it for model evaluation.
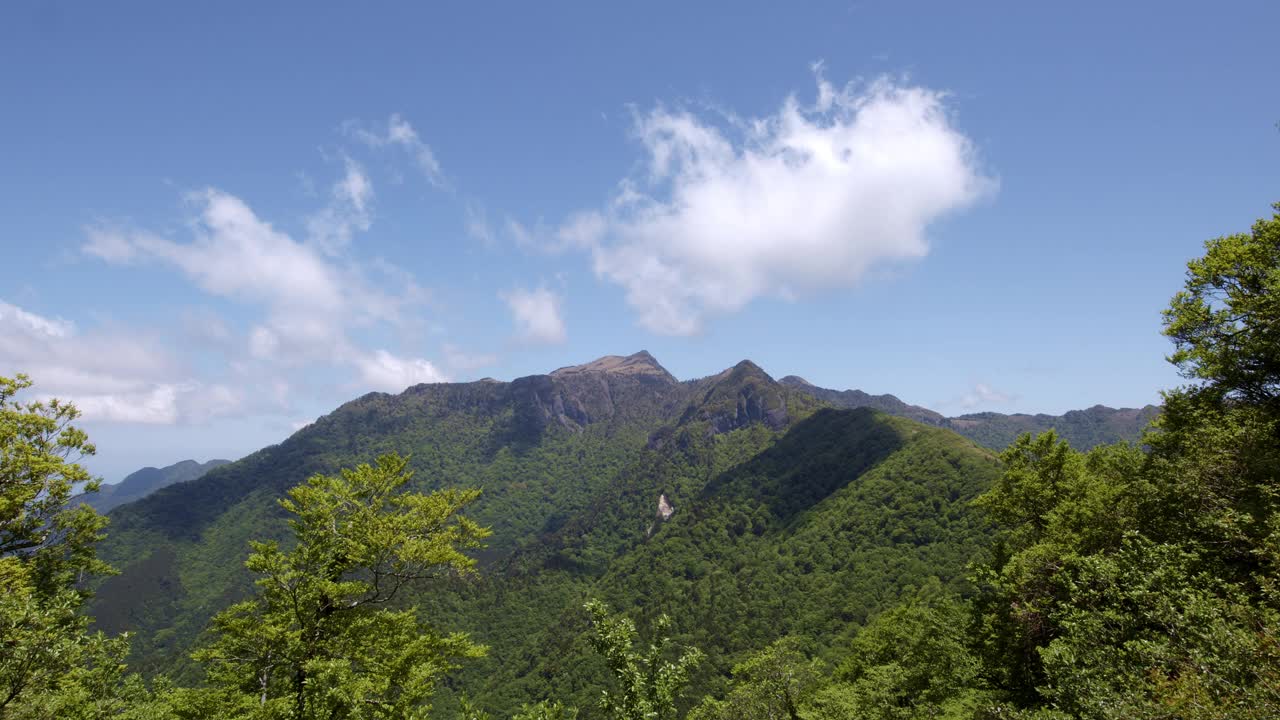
[2,203,1278,718]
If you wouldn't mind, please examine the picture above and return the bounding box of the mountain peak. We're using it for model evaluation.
[779,375,813,387]
[551,350,674,381]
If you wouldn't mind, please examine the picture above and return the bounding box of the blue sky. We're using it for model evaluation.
[2,1,1277,480]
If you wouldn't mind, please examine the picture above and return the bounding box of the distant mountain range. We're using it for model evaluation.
[79,459,230,514]
[89,351,1159,715]
[778,375,1160,451]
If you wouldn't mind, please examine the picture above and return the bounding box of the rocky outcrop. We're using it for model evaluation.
[657,493,674,521]
[508,352,684,435]
[678,360,792,436]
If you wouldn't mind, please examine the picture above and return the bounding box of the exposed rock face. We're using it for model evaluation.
[657,493,674,521]
[508,351,684,436]
[551,350,676,382]
[679,360,793,436]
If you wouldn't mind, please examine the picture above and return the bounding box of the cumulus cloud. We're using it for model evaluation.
[557,73,994,335]
[501,287,567,345]
[0,300,241,424]
[81,176,445,406]
[83,188,414,365]
[354,349,448,392]
[88,190,344,313]
[349,114,446,187]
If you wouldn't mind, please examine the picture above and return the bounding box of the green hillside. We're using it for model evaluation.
[86,353,999,716]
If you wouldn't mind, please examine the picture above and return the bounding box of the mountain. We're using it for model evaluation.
[78,458,231,514]
[945,404,1161,450]
[779,376,947,426]
[88,352,1130,716]
[779,376,1157,450]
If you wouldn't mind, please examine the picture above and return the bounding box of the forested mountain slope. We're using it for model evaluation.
[89,351,1002,716]
[779,376,1157,450]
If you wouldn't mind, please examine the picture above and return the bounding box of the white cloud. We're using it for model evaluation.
[64,385,182,424]
[307,157,374,253]
[0,300,74,338]
[83,188,410,365]
[0,300,242,424]
[958,382,1016,410]
[248,326,280,360]
[501,287,567,345]
[80,178,445,409]
[558,73,994,335]
[83,228,140,264]
[349,114,446,187]
[354,349,448,392]
[89,190,344,314]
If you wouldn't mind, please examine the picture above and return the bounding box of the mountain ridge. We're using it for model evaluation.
[777,374,1157,450]
[77,458,231,514]
[88,350,1157,713]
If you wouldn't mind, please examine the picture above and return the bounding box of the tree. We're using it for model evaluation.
[804,600,986,720]
[0,374,118,714]
[688,637,821,720]
[512,700,579,720]
[191,453,490,720]
[1163,203,1280,409]
[962,205,1280,717]
[584,600,702,720]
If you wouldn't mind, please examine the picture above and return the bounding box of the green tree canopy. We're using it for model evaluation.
[585,600,703,720]
[1164,202,1280,408]
[191,453,490,720]
[0,374,118,715]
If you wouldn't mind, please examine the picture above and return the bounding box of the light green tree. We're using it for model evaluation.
[963,204,1280,718]
[805,600,986,720]
[584,600,702,720]
[688,637,821,720]
[191,453,490,720]
[511,699,579,720]
[1163,202,1280,408]
[0,374,122,715]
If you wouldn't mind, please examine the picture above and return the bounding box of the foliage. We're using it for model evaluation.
[59,200,1280,720]
[687,637,822,720]
[1163,202,1280,408]
[805,598,988,720]
[189,453,490,719]
[951,203,1280,719]
[585,600,702,720]
[513,699,580,720]
[0,374,125,715]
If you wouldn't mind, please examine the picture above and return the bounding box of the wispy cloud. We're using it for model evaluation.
[957,382,1017,410]
[81,169,442,399]
[501,286,567,345]
[545,70,994,335]
[464,203,496,247]
[347,113,446,188]
[306,156,374,254]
